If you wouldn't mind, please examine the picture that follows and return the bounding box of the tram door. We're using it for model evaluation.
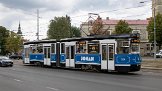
[24,45,30,64]
[101,44,115,70]
[44,47,51,66]
[65,45,75,68]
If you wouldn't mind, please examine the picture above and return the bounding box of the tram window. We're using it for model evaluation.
[117,47,129,54]
[122,41,129,47]
[30,44,41,53]
[48,48,50,58]
[37,46,43,53]
[51,44,55,53]
[71,46,75,59]
[25,48,29,58]
[32,49,37,53]
[76,41,87,53]
[31,45,37,53]
[88,44,99,54]
[29,47,32,53]
[102,45,106,60]
[117,40,130,54]
[44,48,47,58]
[61,43,65,53]
[109,45,114,60]
[123,47,129,54]
[66,47,69,59]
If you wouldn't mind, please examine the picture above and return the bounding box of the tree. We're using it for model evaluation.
[47,15,71,40]
[0,26,9,55]
[89,16,110,36]
[70,26,81,37]
[147,13,162,49]
[115,20,132,34]
[5,32,23,54]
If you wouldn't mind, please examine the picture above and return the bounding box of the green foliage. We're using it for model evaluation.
[47,15,81,39]
[147,13,162,48]
[47,15,71,40]
[5,32,23,53]
[0,26,23,55]
[0,26,9,55]
[89,16,110,36]
[115,20,132,34]
[90,16,103,35]
[70,26,81,37]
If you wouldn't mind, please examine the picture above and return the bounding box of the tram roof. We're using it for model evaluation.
[24,34,136,45]
[24,39,57,45]
[60,34,131,42]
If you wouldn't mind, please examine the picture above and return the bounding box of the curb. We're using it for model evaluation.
[141,67,162,70]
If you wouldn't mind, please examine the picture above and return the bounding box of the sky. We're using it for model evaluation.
[0,0,152,40]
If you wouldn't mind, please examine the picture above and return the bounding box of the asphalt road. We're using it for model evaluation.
[0,60,162,91]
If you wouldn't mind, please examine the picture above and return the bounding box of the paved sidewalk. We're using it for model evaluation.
[141,66,162,69]
[142,57,162,61]
[141,58,162,71]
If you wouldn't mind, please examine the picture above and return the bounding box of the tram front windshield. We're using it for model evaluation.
[131,43,140,53]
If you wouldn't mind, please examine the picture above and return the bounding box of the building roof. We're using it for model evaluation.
[102,19,149,25]
[81,19,149,25]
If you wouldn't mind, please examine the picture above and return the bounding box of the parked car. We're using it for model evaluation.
[9,54,22,59]
[0,56,13,67]
[156,50,162,58]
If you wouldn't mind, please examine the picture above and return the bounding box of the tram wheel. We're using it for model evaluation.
[81,65,86,71]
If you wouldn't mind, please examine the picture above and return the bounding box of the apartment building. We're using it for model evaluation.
[80,18,152,56]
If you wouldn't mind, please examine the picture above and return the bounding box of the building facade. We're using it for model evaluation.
[152,0,162,16]
[80,18,154,56]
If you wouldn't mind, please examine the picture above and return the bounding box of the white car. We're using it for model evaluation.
[0,56,13,67]
[156,50,162,58]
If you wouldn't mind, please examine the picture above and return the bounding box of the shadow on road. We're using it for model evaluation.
[22,64,142,76]
[105,72,141,76]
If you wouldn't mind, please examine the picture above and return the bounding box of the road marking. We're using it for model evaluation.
[14,79,23,82]
[46,87,59,91]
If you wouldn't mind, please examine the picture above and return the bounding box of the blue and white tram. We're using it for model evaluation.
[23,39,57,66]
[23,33,142,72]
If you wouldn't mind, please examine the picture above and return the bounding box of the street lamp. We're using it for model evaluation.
[140,1,156,60]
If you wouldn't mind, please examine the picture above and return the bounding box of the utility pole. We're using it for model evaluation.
[140,1,156,60]
[37,9,39,40]
[153,7,156,60]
